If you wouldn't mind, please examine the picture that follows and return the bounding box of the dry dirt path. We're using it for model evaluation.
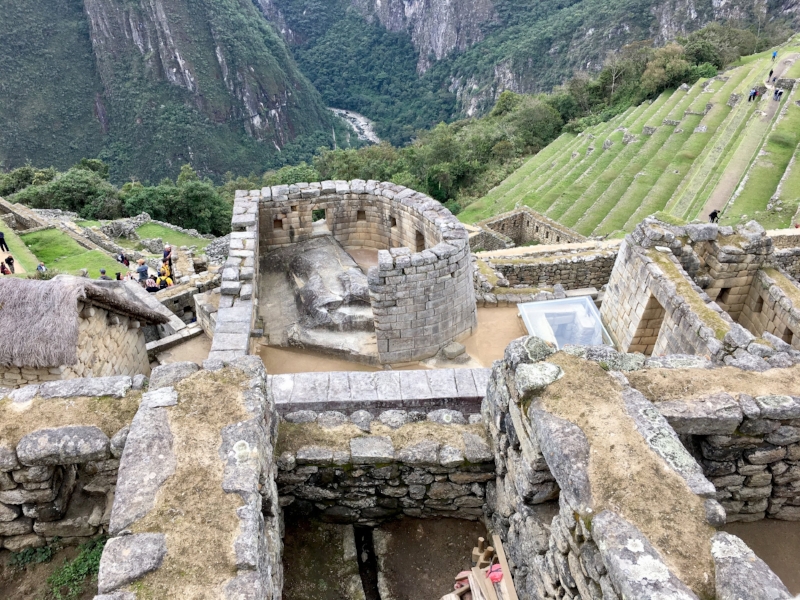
[701,54,798,219]
[0,250,27,274]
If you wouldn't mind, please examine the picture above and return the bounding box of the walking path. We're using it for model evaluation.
[701,54,799,219]
[0,250,27,274]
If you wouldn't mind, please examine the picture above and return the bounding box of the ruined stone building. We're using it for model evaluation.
[0,277,167,388]
[1,186,800,599]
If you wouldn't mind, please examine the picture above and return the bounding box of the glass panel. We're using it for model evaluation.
[518,297,614,350]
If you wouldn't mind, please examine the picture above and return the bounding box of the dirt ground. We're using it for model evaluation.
[283,520,363,600]
[156,334,212,365]
[721,520,800,594]
[627,364,800,402]
[377,518,487,600]
[463,307,527,367]
[0,547,95,600]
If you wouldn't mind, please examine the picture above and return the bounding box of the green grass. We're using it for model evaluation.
[724,98,800,225]
[76,220,102,228]
[1,226,40,275]
[20,229,124,277]
[573,86,697,234]
[47,536,106,600]
[136,223,211,249]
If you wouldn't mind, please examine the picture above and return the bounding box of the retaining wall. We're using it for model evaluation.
[0,376,137,553]
[96,358,281,599]
[481,337,795,599]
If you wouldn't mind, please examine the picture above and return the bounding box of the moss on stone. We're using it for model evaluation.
[647,249,730,340]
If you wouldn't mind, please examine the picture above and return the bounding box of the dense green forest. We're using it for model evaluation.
[0,0,348,185]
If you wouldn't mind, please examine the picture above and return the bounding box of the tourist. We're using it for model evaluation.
[769,69,774,81]
[4,254,14,274]
[157,269,173,289]
[778,89,784,101]
[773,50,778,61]
[117,253,130,267]
[98,269,112,281]
[162,244,173,272]
[145,277,160,293]
[36,262,47,273]
[136,259,148,283]
[709,209,719,223]
[748,88,755,102]
[0,262,9,275]
[0,230,8,253]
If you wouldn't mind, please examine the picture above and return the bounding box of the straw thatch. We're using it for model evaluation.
[0,277,168,368]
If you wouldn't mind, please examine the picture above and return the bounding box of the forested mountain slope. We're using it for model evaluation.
[0,0,337,183]
[260,0,799,137]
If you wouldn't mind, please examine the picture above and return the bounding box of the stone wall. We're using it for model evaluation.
[469,229,514,252]
[658,391,800,522]
[0,197,49,231]
[476,207,586,248]
[774,247,800,280]
[276,410,493,525]
[481,337,794,599]
[155,272,220,324]
[0,376,137,553]
[767,228,800,250]
[247,181,476,363]
[739,268,800,348]
[490,247,618,290]
[0,303,151,389]
[208,192,260,362]
[96,357,281,599]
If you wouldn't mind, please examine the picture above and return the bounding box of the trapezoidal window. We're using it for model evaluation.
[415,230,425,252]
[357,210,367,222]
[782,327,795,346]
[629,293,666,356]
[273,218,283,230]
[390,216,397,228]
[753,296,764,313]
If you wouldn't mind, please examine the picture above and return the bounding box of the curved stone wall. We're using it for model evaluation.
[257,180,477,363]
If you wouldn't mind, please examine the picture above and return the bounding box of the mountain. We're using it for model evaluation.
[0,0,337,183]
[1,0,797,182]
[259,0,798,134]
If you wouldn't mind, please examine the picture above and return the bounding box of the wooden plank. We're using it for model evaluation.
[468,573,487,600]
[474,566,499,600]
[492,535,520,600]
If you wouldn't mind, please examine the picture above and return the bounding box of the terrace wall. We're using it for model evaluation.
[0,377,136,553]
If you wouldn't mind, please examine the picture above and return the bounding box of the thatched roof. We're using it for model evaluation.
[0,277,168,368]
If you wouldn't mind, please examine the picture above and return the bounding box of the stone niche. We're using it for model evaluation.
[248,181,477,364]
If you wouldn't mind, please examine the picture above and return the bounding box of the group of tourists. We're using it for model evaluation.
[0,230,14,276]
[125,244,175,293]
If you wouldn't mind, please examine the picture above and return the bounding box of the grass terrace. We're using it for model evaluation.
[20,229,124,277]
[135,223,211,249]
